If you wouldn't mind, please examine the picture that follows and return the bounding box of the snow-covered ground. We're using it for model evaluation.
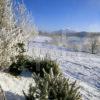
[0,35,99,100]
[0,70,34,100]
[28,36,100,100]
[31,35,52,43]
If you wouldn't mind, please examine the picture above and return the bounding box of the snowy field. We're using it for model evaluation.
[0,70,34,100]
[0,35,99,100]
[29,36,100,100]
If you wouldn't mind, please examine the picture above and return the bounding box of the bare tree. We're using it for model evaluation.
[89,36,98,54]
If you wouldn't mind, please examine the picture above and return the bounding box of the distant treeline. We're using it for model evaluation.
[39,30,100,38]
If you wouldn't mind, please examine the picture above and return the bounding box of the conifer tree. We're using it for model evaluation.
[24,69,82,100]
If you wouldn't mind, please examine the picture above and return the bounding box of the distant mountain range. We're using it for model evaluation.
[52,29,76,34]
[39,29,100,37]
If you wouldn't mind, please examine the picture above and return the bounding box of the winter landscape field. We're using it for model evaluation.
[0,35,100,100]
[0,0,100,100]
[30,35,100,100]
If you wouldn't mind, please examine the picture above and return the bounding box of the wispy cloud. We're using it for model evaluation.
[87,23,100,32]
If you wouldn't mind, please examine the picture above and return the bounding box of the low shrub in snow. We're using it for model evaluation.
[9,42,59,77]
[24,69,82,100]
[9,43,26,76]
[25,58,60,77]
[9,62,23,76]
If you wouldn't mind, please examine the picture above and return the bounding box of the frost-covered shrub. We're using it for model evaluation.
[9,62,22,76]
[26,58,60,77]
[9,43,26,76]
[24,70,82,100]
[9,44,59,77]
[0,0,37,68]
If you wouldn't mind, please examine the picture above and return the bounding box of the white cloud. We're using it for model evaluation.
[87,23,100,32]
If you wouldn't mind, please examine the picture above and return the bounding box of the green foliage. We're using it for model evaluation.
[9,42,59,77]
[9,42,26,76]
[24,70,82,100]
[26,58,60,77]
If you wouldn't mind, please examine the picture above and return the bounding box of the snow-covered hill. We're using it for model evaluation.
[0,36,99,100]
[28,36,100,100]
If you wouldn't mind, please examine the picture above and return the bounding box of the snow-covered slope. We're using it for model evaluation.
[0,71,34,100]
[31,35,52,43]
[28,36,100,100]
[0,36,99,100]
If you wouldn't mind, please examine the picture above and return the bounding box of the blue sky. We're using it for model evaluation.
[23,0,100,32]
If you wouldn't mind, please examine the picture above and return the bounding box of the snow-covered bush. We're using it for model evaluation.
[9,43,59,76]
[24,69,82,100]
[26,58,60,77]
[9,43,26,76]
[0,0,37,68]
